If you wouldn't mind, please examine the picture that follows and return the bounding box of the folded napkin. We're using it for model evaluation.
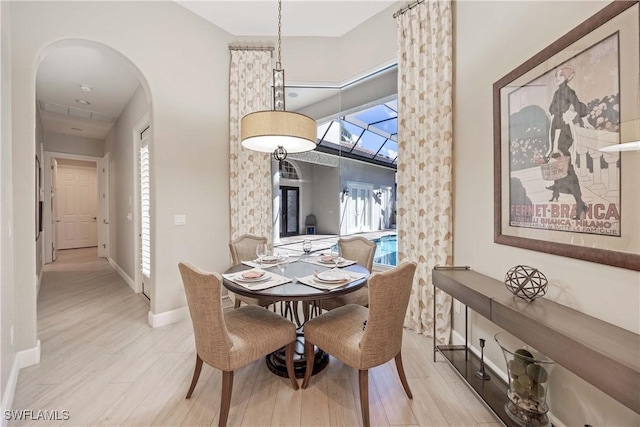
[300,254,357,269]
[222,269,291,290]
[296,271,366,290]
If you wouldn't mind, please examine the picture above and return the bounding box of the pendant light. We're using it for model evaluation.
[240,0,317,162]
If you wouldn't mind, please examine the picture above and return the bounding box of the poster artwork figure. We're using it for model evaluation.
[544,65,590,220]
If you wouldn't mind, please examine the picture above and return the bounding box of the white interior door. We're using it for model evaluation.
[56,160,98,250]
[51,157,58,261]
[98,155,110,258]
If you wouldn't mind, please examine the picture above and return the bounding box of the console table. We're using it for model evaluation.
[432,267,640,423]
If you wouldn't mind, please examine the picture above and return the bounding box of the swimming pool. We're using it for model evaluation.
[330,234,398,267]
[372,234,397,266]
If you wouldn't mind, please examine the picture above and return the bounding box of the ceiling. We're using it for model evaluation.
[177,1,396,37]
[36,1,397,140]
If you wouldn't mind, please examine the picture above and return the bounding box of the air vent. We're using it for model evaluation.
[38,100,116,123]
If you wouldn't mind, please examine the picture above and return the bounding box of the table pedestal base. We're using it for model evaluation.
[266,345,329,379]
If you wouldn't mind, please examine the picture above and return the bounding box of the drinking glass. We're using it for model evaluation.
[330,246,341,269]
[302,239,312,258]
[256,243,267,267]
[276,252,289,279]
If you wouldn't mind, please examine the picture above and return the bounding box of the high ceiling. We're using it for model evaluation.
[177,1,396,37]
[36,1,398,140]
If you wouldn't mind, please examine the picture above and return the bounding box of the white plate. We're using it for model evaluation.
[261,256,279,264]
[318,256,344,265]
[315,270,350,283]
[235,273,269,283]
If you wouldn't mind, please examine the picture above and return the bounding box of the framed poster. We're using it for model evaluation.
[494,1,640,271]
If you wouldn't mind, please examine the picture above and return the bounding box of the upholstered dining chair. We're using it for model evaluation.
[178,262,298,427]
[229,234,272,308]
[321,236,376,311]
[301,261,417,427]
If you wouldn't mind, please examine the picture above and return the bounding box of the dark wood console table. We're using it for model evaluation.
[432,267,640,423]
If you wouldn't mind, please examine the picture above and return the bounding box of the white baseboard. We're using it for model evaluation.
[450,330,564,427]
[108,258,135,291]
[148,306,189,328]
[0,340,41,425]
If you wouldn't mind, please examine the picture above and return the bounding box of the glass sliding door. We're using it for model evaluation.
[279,186,299,237]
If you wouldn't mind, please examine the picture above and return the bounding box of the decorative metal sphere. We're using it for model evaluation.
[272,145,288,162]
[504,265,548,302]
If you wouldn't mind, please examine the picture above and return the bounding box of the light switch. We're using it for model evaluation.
[174,214,186,226]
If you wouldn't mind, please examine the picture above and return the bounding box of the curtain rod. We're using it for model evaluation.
[393,0,425,18]
[228,45,274,52]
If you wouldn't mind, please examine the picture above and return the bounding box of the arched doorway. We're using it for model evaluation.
[35,38,154,309]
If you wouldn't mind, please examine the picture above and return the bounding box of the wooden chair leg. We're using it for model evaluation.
[301,340,315,389]
[394,351,413,399]
[186,354,203,399]
[219,370,234,427]
[234,298,241,309]
[358,369,370,427]
[285,341,299,390]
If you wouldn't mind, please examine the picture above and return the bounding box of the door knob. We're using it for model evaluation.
[103,219,109,224]
[93,217,97,220]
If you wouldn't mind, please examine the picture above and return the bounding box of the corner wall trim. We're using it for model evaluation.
[108,257,135,291]
[37,270,43,298]
[0,340,41,426]
[148,306,189,328]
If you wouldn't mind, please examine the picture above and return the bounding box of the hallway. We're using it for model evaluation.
[10,248,497,426]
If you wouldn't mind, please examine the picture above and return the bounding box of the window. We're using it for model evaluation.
[316,98,398,167]
[139,127,151,279]
[279,160,299,180]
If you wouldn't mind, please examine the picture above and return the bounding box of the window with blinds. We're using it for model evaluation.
[139,128,151,278]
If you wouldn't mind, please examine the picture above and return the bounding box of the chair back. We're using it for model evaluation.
[305,214,316,226]
[359,261,417,367]
[178,262,233,367]
[338,236,376,272]
[229,234,268,265]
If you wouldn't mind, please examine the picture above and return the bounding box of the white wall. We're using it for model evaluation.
[0,0,16,408]
[454,1,639,425]
[103,85,146,286]
[35,106,43,289]
[10,1,233,350]
[43,132,104,158]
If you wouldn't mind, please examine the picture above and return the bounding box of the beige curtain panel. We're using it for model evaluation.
[396,0,453,344]
[229,49,273,241]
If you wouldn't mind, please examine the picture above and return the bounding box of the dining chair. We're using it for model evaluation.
[321,236,376,311]
[301,261,417,427]
[178,262,298,427]
[229,233,272,309]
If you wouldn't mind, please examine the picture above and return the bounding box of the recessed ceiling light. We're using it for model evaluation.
[75,99,91,105]
[79,85,93,92]
[288,92,298,98]
[70,127,83,131]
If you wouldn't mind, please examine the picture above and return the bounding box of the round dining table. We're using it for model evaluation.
[222,258,369,378]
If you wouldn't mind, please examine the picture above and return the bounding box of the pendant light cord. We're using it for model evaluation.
[276,0,282,69]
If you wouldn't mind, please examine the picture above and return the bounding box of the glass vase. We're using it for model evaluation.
[495,332,556,427]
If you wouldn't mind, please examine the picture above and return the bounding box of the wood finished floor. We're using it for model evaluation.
[11,248,500,427]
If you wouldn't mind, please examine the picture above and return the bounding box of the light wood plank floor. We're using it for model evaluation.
[11,248,500,427]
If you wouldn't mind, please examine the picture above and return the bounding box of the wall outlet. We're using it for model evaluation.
[174,214,186,226]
